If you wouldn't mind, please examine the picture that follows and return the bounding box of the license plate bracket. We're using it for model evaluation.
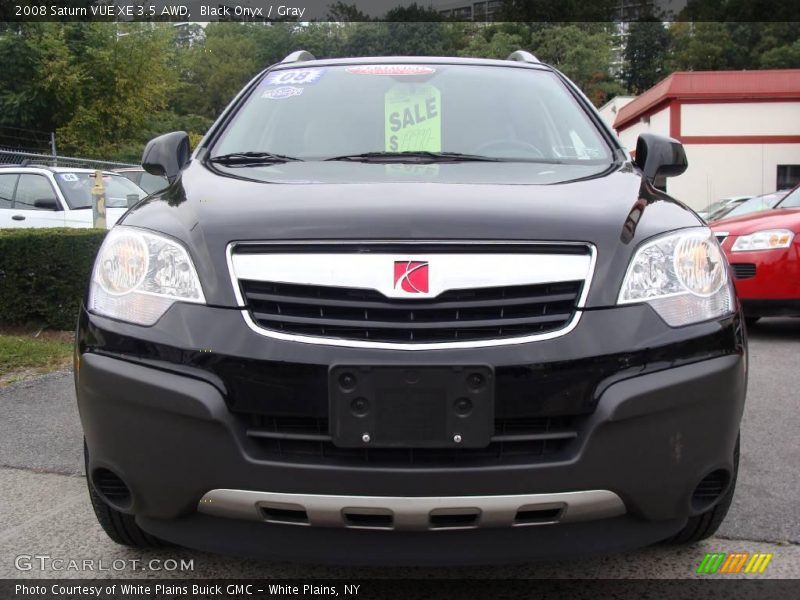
[329,366,494,448]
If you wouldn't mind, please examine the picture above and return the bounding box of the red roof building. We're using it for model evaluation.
[608,70,800,209]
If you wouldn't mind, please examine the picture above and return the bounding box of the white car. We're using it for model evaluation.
[0,165,147,229]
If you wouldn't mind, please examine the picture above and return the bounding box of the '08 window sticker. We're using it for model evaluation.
[263,68,325,87]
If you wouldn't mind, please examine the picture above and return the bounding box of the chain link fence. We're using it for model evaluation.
[0,148,137,171]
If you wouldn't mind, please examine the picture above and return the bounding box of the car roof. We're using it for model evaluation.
[0,165,119,176]
[269,55,551,72]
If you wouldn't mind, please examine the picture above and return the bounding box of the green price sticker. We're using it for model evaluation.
[385,84,441,152]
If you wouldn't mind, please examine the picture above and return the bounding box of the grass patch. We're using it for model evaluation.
[0,327,74,385]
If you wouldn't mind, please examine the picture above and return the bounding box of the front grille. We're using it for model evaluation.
[732,263,757,279]
[244,415,579,466]
[240,280,582,344]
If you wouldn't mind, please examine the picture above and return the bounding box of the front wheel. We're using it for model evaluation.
[84,441,164,548]
[666,435,739,544]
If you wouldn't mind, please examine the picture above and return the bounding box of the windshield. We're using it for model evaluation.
[722,192,786,219]
[777,186,800,208]
[212,64,612,164]
[702,200,727,214]
[55,172,147,209]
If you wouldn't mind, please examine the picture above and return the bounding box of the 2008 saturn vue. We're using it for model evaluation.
[75,51,746,564]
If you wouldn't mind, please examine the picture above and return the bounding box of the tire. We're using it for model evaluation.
[84,441,164,548]
[745,317,760,328]
[666,435,739,545]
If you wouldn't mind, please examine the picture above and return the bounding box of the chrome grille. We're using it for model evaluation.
[228,242,595,348]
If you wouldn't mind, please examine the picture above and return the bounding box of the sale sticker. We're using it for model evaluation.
[385,84,442,152]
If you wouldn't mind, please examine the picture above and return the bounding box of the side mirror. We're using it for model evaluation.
[126,194,141,208]
[33,198,59,210]
[142,131,190,184]
[635,134,688,191]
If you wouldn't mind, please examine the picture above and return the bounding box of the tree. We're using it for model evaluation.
[459,28,525,59]
[759,40,800,68]
[179,24,260,118]
[326,2,370,22]
[667,22,737,71]
[0,24,83,134]
[532,24,625,105]
[57,23,178,158]
[623,20,670,93]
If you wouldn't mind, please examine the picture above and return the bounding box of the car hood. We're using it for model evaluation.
[710,208,800,236]
[121,160,703,308]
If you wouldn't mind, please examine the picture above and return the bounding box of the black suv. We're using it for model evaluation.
[75,51,746,564]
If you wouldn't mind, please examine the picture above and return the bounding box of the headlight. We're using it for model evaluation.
[618,228,734,327]
[89,226,205,325]
[731,229,794,252]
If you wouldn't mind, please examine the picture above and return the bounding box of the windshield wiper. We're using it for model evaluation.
[208,151,303,166]
[324,151,505,163]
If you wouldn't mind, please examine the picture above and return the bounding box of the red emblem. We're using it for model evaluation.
[394,261,429,293]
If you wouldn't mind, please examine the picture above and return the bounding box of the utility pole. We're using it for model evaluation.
[92,170,107,229]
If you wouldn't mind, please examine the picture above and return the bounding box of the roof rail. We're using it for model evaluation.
[281,50,316,64]
[506,50,540,64]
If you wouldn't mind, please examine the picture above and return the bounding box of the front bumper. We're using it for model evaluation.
[76,302,746,563]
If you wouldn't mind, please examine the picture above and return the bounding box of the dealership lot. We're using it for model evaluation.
[0,319,798,578]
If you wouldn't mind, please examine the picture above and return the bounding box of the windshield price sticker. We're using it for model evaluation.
[348,65,436,76]
[264,68,325,86]
[262,86,304,100]
[385,84,442,152]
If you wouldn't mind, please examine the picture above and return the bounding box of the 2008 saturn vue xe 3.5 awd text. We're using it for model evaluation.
[75,51,746,564]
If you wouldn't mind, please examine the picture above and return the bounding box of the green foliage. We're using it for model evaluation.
[0,23,83,134]
[56,23,178,158]
[2,20,798,162]
[624,21,671,94]
[177,24,261,118]
[666,22,800,73]
[0,330,73,379]
[532,24,625,105]
[0,228,106,330]
[760,40,800,68]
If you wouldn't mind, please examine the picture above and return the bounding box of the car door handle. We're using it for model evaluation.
[11,215,25,221]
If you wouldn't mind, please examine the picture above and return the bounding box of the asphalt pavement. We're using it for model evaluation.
[1,318,798,579]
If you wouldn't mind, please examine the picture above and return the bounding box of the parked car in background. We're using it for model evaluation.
[114,167,169,195]
[712,184,800,324]
[706,190,788,223]
[697,196,751,221]
[0,166,146,229]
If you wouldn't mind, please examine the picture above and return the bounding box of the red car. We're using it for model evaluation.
[711,184,800,324]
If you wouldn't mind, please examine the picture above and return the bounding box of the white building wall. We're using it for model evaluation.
[616,106,670,151]
[598,96,634,130]
[667,143,800,210]
[681,102,800,137]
